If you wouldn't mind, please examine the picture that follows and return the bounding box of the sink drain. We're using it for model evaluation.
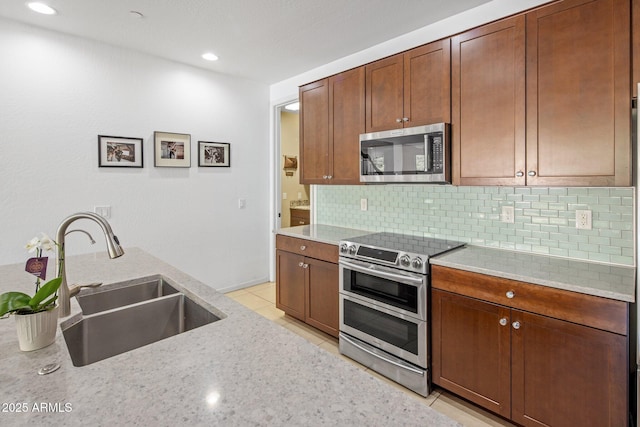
[38,363,60,375]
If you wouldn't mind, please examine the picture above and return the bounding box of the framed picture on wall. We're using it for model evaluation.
[198,141,230,167]
[98,135,144,168]
[154,131,191,167]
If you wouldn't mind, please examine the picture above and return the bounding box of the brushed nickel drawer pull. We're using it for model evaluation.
[499,318,508,326]
[506,291,515,299]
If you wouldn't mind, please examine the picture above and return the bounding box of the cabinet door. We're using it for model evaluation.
[329,67,365,184]
[525,0,631,186]
[432,290,511,418]
[511,310,627,427]
[451,16,526,186]
[365,54,404,132]
[299,79,329,184]
[275,250,305,321]
[305,257,339,337]
[404,39,451,126]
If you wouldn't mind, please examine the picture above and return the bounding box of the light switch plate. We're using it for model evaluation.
[94,206,111,219]
[360,198,368,211]
[501,206,514,223]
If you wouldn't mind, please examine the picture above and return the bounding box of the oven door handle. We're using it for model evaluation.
[340,260,424,286]
[340,333,425,376]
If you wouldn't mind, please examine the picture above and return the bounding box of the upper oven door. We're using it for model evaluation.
[339,258,427,320]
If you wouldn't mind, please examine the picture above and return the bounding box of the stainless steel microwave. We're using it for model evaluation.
[360,123,450,183]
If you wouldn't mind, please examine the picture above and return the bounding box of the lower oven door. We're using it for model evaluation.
[339,332,429,397]
[339,293,427,368]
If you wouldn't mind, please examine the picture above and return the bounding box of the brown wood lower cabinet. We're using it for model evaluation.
[275,235,339,337]
[431,265,629,427]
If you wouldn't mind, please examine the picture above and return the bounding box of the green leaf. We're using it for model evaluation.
[29,277,62,310]
[0,292,32,316]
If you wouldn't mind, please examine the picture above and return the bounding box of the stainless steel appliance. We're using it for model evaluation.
[338,232,464,396]
[360,123,450,184]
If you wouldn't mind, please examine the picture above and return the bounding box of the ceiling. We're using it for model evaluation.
[0,0,492,84]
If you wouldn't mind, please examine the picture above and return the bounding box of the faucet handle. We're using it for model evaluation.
[68,282,103,297]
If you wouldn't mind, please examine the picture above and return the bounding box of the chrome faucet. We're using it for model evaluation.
[55,212,124,317]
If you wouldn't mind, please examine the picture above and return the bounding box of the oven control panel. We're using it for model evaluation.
[339,241,427,274]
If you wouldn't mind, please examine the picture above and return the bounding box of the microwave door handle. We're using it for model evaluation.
[340,333,425,376]
[424,134,431,172]
[340,260,424,285]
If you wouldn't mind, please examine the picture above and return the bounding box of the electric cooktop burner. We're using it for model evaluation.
[339,232,465,274]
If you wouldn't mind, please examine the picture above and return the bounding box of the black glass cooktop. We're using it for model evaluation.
[346,232,465,259]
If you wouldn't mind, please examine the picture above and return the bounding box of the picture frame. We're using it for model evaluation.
[98,135,143,168]
[154,131,191,168]
[198,141,230,167]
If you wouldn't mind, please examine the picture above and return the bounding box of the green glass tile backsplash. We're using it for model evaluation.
[316,185,635,266]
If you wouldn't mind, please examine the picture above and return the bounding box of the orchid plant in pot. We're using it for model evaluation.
[0,233,62,351]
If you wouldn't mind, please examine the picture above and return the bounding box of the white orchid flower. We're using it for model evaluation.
[25,233,57,254]
[25,236,41,253]
[38,233,56,252]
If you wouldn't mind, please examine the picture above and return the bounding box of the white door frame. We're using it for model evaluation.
[269,97,298,281]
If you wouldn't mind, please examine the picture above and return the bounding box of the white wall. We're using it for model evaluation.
[269,0,552,103]
[0,17,271,291]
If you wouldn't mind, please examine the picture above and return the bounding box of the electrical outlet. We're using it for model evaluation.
[575,210,592,230]
[297,192,302,199]
[360,198,368,211]
[501,206,514,223]
[238,198,246,209]
[282,193,287,200]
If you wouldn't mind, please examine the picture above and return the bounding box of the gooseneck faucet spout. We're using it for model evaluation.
[55,212,124,317]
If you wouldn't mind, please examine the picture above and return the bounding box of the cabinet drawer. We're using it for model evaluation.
[290,209,310,226]
[276,234,338,263]
[432,265,628,335]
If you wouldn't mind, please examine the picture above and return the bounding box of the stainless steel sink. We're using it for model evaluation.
[76,276,179,315]
[62,276,222,367]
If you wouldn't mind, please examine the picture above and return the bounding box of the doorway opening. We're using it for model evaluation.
[276,100,310,229]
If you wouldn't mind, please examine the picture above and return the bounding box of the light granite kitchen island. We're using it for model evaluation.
[0,248,459,426]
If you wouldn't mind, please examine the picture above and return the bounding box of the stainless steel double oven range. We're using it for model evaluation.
[338,232,464,396]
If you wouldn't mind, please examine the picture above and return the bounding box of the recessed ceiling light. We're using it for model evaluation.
[284,102,300,111]
[27,2,57,15]
[202,52,219,61]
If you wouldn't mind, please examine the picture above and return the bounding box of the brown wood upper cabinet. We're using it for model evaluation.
[299,67,364,185]
[526,0,631,186]
[452,16,526,186]
[365,39,451,132]
[634,0,640,98]
[453,0,631,186]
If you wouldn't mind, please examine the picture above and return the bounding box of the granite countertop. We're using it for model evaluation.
[0,248,459,426]
[290,206,310,211]
[276,224,370,245]
[431,246,636,303]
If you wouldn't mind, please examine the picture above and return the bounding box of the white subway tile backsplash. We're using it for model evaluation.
[316,185,635,266]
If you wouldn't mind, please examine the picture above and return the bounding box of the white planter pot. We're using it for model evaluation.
[14,305,59,351]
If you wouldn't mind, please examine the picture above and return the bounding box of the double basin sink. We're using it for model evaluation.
[62,275,223,367]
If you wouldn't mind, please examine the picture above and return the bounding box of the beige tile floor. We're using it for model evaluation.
[226,282,516,427]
